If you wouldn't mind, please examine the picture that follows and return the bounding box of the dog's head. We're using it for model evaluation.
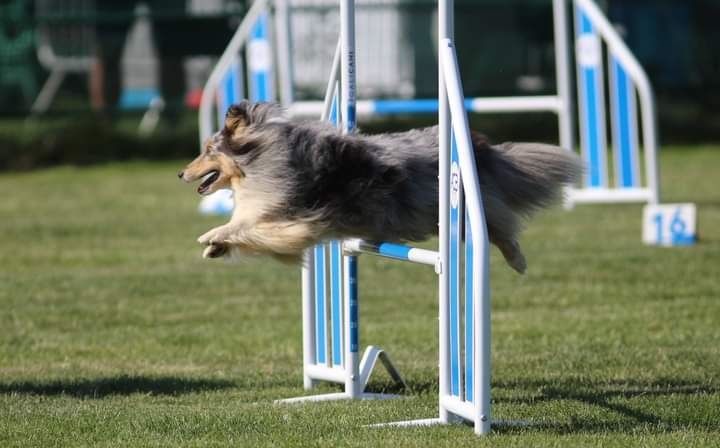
[178,101,286,195]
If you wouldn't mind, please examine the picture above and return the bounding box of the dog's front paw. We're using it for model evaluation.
[203,243,229,259]
[197,229,217,244]
[198,226,230,245]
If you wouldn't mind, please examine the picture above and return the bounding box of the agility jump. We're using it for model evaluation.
[189,0,663,437]
[185,0,502,433]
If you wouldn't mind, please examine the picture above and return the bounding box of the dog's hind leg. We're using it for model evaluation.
[482,192,527,273]
[493,238,527,274]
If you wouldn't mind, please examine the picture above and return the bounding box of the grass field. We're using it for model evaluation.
[1,146,719,447]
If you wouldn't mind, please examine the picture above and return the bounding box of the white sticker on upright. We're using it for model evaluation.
[576,34,601,68]
[450,161,461,209]
[642,203,697,246]
[248,39,272,72]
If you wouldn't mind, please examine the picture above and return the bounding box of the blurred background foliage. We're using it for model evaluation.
[0,0,718,171]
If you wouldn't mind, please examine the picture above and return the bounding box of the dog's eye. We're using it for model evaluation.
[229,140,260,156]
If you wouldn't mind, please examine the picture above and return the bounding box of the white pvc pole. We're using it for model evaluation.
[300,15,347,397]
[321,41,342,122]
[340,0,359,399]
[274,0,295,106]
[343,254,360,398]
[301,250,316,389]
[437,0,452,426]
[340,0,357,132]
[553,0,574,151]
[302,28,343,395]
[440,38,492,436]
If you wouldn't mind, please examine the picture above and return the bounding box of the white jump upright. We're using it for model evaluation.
[367,0,492,434]
[289,0,495,435]
[197,0,497,435]
[280,0,407,403]
[440,34,493,434]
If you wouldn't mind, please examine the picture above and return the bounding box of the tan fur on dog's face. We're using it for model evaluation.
[178,105,253,196]
[179,137,243,196]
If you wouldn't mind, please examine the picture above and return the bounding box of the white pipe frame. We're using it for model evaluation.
[339,0,360,399]
[300,46,342,390]
[197,0,494,434]
[439,38,492,435]
[437,0,452,427]
[362,0,494,435]
[274,0,295,107]
[553,0,574,151]
[289,2,406,404]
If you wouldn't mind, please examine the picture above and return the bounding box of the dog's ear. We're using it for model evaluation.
[224,100,251,135]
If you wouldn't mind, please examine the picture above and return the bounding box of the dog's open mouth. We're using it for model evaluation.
[197,170,220,195]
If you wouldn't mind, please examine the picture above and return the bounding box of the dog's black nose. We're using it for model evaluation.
[177,171,184,179]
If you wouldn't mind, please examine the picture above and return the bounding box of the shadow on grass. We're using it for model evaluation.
[491,377,719,434]
[0,375,236,398]
[374,376,718,434]
[367,377,438,396]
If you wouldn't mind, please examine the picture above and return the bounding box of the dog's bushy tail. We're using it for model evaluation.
[474,134,583,216]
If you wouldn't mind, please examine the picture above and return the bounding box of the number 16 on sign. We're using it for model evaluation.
[643,203,697,246]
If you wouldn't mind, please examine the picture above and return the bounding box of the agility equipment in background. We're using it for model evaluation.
[198,0,661,212]
[642,203,697,247]
[198,1,276,216]
[569,0,659,206]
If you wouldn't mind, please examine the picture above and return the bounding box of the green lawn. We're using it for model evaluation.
[1,146,718,447]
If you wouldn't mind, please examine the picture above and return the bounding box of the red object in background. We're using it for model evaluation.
[185,89,203,109]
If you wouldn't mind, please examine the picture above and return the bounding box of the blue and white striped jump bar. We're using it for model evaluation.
[343,239,439,267]
[289,96,563,118]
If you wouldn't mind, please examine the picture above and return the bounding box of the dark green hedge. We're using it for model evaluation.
[0,118,200,171]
